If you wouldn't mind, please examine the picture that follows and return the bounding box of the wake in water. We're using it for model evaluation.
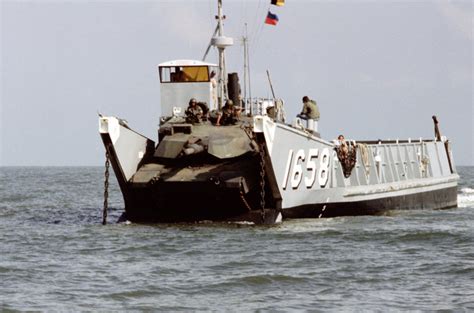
[458,187,474,208]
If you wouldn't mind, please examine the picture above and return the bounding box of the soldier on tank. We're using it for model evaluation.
[185,98,203,124]
[216,99,240,126]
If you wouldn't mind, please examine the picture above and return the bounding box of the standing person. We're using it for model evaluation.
[297,96,320,131]
[210,70,218,108]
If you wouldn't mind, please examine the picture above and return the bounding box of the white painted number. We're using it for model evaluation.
[282,149,294,190]
[282,148,330,190]
[304,148,319,188]
[318,148,330,187]
[290,150,305,189]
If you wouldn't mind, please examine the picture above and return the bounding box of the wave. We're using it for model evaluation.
[460,187,474,194]
[458,187,474,208]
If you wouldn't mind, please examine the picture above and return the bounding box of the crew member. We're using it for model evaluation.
[297,96,320,131]
[216,99,239,126]
[337,134,349,156]
[298,96,319,120]
[210,71,217,108]
[185,98,203,124]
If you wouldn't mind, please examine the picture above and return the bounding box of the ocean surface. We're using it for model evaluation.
[0,166,473,311]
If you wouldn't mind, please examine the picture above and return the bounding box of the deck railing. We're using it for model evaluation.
[242,98,286,122]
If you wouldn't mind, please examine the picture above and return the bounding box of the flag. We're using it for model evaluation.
[265,11,279,26]
[271,0,285,6]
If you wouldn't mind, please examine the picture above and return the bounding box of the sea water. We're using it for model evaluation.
[1,166,473,310]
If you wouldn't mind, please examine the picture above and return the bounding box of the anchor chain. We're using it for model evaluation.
[102,151,110,225]
[259,143,266,222]
[239,185,253,211]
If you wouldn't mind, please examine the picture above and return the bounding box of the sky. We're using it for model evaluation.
[1,0,472,166]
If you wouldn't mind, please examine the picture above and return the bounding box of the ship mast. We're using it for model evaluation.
[217,0,225,109]
[212,0,233,109]
[242,23,251,114]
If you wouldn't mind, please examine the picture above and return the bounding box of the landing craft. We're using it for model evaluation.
[99,1,459,224]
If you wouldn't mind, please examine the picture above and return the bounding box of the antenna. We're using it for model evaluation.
[243,23,253,115]
[211,0,234,109]
[242,23,251,112]
[202,25,219,61]
[243,29,248,102]
[266,70,276,99]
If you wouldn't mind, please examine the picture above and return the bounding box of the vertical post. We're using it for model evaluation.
[432,115,441,141]
[102,151,110,225]
[217,0,225,109]
[433,115,454,174]
[247,26,252,116]
[217,0,223,36]
[211,0,233,109]
[243,31,248,109]
[266,70,276,99]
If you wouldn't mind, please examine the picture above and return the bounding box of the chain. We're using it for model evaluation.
[239,186,253,211]
[259,143,266,222]
[102,151,110,225]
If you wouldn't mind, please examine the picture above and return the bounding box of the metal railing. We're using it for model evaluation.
[242,97,286,122]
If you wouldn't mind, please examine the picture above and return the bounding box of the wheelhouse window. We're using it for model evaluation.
[160,66,210,83]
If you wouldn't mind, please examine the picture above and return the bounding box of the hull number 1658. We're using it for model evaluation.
[282,148,330,190]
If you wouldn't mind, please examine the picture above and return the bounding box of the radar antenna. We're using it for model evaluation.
[202,0,234,109]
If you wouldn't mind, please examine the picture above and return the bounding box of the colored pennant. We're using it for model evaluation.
[265,11,279,26]
[271,0,285,6]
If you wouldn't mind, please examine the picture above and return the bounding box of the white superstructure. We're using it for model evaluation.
[158,60,218,117]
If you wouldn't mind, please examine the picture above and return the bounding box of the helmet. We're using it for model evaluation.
[226,99,234,106]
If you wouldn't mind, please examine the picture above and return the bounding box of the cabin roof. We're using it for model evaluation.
[159,60,217,67]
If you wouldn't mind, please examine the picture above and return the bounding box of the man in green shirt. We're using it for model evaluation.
[297,96,320,132]
[297,96,320,120]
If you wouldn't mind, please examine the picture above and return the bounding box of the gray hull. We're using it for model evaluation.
[254,116,458,216]
[282,186,458,218]
[99,115,459,224]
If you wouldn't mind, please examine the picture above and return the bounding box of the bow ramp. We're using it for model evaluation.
[99,115,282,224]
